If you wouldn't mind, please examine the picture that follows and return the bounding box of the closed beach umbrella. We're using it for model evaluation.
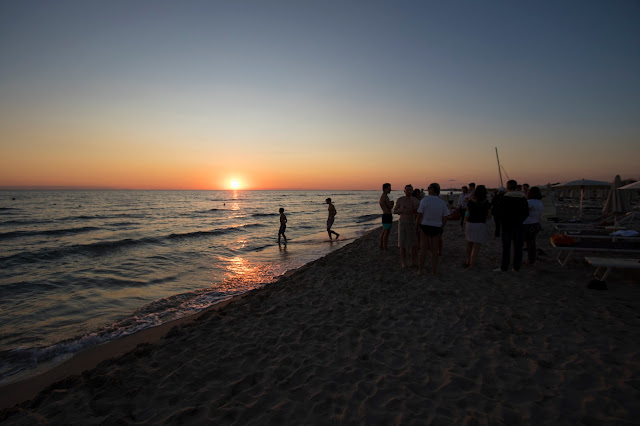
[603,175,631,225]
[557,179,610,215]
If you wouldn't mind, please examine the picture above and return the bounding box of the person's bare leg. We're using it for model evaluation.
[418,233,427,275]
[465,241,472,267]
[380,229,390,250]
[400,247,407,268]
[430,236,440,275]
[469,242,481,268]
[410,244,418,266]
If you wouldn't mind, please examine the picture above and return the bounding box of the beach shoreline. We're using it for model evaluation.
[0,235,361,410]
[2,221,639,423]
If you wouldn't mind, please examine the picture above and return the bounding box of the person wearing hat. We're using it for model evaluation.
[325,198,340,240]
[491,187,506,238]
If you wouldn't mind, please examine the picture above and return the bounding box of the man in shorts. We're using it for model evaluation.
[326,198,339,240]
[393,184,419,267]
[416,183,450,275]
[379,183,394,251]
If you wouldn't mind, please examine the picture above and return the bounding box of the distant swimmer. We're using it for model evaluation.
[278,207,287,244]
[325,198,340,240]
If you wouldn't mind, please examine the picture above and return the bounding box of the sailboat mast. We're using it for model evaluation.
[495,147,504,187]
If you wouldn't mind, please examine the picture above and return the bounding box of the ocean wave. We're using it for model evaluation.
[238,223,266,229]
[0,208,20,215]
[0,224,271,267]
[0,237,161,267]
[107,221,137,227]
[0,226,100,241]
[355,214,380,223]
[166,229,236,240]
[0,219,54,227]
[165,223,264,240]
[181,208,225,216]
[59,213,148,221]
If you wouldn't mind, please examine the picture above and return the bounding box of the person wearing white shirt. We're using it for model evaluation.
[416,183,450,275]
[523,186,544,265]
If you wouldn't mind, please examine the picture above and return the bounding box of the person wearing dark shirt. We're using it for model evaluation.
[494,180,529,272]
[491,187,506,237]
[464,185,492,269]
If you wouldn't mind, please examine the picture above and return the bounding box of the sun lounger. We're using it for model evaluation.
[560,229,639,242]
[550,239,640,266]
[585,256,640,280]
[554,212,638,231]
[554,223,627,232]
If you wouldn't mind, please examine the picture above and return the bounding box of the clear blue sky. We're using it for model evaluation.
[1,1,638,189]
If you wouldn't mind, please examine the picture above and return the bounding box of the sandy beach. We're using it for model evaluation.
[2,218,639,424]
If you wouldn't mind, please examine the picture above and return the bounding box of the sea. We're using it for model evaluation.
[0,189,406,386]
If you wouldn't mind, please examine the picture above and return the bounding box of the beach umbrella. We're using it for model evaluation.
[556,179,610,215]
[603,175,631,225]
[619,181,640,190]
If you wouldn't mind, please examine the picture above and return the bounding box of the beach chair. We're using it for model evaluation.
[553,223,630,235]
[585,256,640,280]
[550,239,640,266]
[560,229,639,242]
[554,212,638,232]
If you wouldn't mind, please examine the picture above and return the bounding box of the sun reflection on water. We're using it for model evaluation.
[219,256,278,287]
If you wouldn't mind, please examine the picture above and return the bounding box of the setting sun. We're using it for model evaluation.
[229,179,241,190]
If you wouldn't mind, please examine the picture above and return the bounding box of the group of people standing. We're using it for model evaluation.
[379,179,544,275]
[380,182,450,275]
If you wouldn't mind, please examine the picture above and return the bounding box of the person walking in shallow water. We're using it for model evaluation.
[379,183,394,251]
[278,207,287,244]
[325,198,339,240]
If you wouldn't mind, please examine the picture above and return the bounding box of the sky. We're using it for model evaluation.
[1,0,639,190]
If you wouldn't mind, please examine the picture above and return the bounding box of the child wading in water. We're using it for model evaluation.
[278,207,287,244]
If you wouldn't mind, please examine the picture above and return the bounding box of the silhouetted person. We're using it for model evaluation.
[494,180,529,272]
[458,186,469,228]
[379,183,394,251]
[523,186,544,264]
[278,207,287,244]
[491,187,506,237]
[325,198,339,240]
[464,185,492,269]
[394,184,419,267]
[416,183,449,275]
